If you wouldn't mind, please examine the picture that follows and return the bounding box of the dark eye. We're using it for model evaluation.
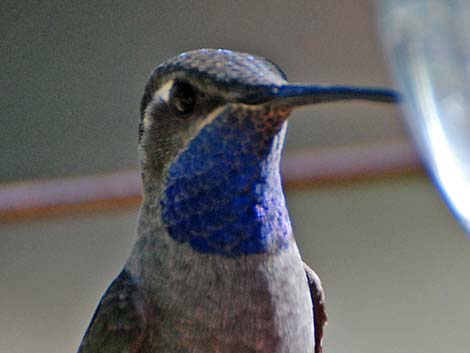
[168,80,198,117]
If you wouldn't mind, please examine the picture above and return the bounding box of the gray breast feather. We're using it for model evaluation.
[125,231,316,353]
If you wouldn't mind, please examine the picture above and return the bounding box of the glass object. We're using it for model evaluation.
[378,0,470,233]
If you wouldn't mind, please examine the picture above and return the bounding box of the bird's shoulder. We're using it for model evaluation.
[303,262,328,353]
[77,269,146,353]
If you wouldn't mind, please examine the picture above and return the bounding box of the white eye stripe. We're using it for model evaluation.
[154,80,174,103]
[194,105,227,131]
[143,80,175,129]
[144,81,228,135]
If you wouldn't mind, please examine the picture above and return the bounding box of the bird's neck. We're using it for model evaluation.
[156,106,293,256]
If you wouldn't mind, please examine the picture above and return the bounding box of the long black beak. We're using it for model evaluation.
[247,83,400,108]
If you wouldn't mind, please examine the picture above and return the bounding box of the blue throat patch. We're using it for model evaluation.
[161,105,293,256]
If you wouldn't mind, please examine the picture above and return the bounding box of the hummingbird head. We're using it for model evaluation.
[139,49,290,184]
[139,48,399,256]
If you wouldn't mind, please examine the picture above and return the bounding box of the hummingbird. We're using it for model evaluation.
[77,48,399,353]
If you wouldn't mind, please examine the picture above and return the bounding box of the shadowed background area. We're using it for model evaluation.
[1,1,468,353]
[1,0,404,181]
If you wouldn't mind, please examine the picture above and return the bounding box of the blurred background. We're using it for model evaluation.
[0,1,468,353]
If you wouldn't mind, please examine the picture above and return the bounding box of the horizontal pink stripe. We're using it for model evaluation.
[281,140,421,183]
[0,141,422,212]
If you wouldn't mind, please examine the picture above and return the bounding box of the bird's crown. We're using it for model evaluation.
[143,49,285,102]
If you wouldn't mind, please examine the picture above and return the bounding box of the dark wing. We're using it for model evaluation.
[77,269,146,353]
[304,263,328,353]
